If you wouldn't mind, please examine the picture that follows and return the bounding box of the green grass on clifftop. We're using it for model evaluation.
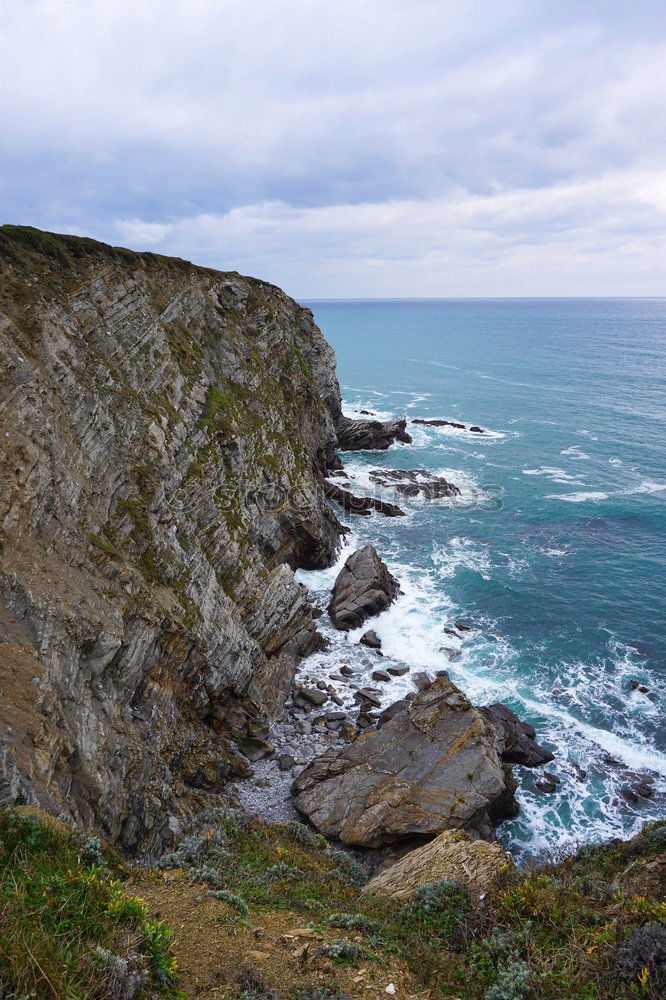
[0,806,664,999]
[0,808,185,999]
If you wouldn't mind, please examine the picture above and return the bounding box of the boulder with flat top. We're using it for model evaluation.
[292,676,519,847]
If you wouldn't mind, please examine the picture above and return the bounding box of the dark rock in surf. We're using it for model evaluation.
[328,544,400,631]
[482,703,555,768]
[536,774,560,793]
[413,418,466,429]
[372,669,391,682]
[388,665,410,677]
[336,414,412,450]
[368,467,461,500]
[360,629,382,650]
[323,480,405,518]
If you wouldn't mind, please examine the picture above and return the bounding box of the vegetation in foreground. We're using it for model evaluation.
[0,808,184,999]
[0,805,663,999]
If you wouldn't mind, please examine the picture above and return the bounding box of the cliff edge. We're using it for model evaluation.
[0,226,347,852]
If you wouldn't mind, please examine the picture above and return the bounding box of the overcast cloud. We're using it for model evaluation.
[1,0,665,296]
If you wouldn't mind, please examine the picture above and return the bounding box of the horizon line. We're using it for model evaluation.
[302,295,666,302]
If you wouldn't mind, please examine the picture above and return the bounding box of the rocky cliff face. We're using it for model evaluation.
[0,226,348,853]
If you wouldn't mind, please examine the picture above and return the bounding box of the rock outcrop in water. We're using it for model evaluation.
[0,226,378,852]
[328,544,400,631]
[335,414,412,450]
[292,676,519,846]
[323,480,405,517]
[481,703,554,767]
[368,467,461,499]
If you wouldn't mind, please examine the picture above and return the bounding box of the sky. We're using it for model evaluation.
[1,0,666,297]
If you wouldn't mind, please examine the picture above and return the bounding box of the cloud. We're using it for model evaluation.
[1,1,665,294]
[113,169,666,296]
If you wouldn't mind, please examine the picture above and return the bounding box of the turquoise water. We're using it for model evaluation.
[301,298,665,858]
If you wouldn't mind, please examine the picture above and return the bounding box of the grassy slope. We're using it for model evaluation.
[1,807,664,1000]
[0,808,185,999]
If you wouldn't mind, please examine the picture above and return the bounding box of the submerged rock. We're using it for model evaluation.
[362,830,513,902]
[291,676,519,847]
[328,544,400,631]
[369,467,461,499]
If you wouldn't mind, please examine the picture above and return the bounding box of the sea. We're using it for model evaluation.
[296,298,666,860]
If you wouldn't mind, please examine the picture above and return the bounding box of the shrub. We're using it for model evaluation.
[207,889,249,917]
[484,959,531,1000]
[315,937,368,964]
[326,848,368,887]
[400,878,470,938]
[278,820,326,851]
[326,912,378,933]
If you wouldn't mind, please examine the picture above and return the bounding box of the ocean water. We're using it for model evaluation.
[297,298,666,860]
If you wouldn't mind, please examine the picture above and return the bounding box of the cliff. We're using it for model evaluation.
[0,226,349,853]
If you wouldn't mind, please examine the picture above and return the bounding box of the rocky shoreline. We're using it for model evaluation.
[0,227,658,869]
[233,540,556,857]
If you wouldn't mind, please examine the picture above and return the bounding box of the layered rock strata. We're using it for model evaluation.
[0,226,363,852]
[362,830,513,901]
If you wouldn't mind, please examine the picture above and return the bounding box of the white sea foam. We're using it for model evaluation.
[339,460,488,510]
[546,491,610,503]
[561,445,591,460]
[341,401,392,421]
[420,421,506,441]
[405,393,431,409]
[523,466,584,484]
[609,457,623,466]
[625,479,666,496]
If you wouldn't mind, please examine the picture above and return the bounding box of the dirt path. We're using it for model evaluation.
[129,870,426,999]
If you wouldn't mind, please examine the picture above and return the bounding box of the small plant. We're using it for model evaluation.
[326,848,368,886]
[315,937,368,964]
[326,912,378,933]
[92,945,149,998]
[295,990,352,1000]
[259,860,307,882]
[158,828,230,875]
[400,878,470,940]
[237,968,279,999]
[279,820,326,851]
[79,833,106,868]
[207,889,249,917]
[484,959,531,1000]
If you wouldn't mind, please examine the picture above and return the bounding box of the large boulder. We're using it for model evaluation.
[481,703,554,767]
[292,677,519,847]
[362,830,513,902]
[336,415,412,451]
[328,545,400,631]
